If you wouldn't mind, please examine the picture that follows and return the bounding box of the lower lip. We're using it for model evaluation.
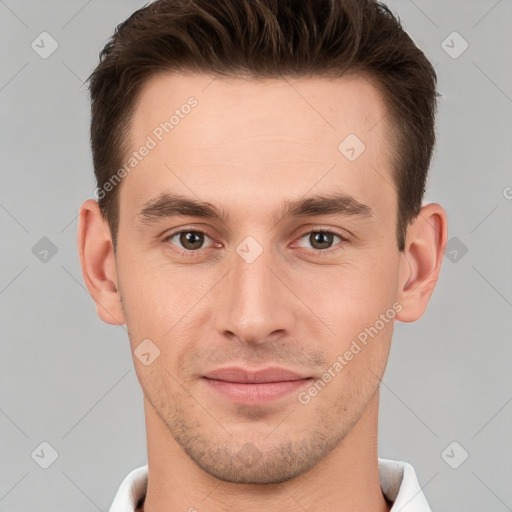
[203,377,312,404]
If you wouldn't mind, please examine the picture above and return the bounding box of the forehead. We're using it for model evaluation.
[121,71,395,222]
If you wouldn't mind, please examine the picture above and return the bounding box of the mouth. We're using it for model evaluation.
[202,366,313,404]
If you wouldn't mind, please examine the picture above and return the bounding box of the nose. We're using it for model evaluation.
[213,242,296,346]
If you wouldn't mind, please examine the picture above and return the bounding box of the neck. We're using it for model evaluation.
[140,391,390,512]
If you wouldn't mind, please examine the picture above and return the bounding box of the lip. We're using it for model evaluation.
[203,366,308,383]
[202,366,312,404]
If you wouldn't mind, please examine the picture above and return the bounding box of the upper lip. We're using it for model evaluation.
[203,367,310,384]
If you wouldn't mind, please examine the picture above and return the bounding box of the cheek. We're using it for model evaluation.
[118,265,196,400]
[120,268,165,320]
[117,257,214,369]
[293,251,399,387]
[117,234,181,310]
[298,251,400,331]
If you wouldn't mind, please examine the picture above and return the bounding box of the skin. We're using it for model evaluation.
[78,72,447,511]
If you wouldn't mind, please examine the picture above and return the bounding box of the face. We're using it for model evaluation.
[114,72,403,483]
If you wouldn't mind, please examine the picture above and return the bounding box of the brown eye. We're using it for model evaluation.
[296,231,345,253]
[310,232,335,250]
[167,230,213,251]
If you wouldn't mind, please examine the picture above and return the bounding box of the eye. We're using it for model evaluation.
[165,229,216,253]
[296,230,346,254]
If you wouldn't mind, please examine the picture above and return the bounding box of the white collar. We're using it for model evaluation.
[379,458,432,511]
[109,458,431,511]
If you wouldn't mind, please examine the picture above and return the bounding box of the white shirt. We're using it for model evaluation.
[109,458,431,512]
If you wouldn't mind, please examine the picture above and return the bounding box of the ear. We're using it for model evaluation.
[396,203,448,323]
[77,199,125,325]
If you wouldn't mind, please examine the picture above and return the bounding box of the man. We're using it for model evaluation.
[78,0,447,510]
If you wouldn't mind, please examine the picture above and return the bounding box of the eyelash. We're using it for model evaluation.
[293,230,348,256]
[163,228,349,258]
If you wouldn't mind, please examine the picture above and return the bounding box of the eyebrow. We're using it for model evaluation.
[136,191,375,225]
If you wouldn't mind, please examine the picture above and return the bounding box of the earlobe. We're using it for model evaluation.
[395,203,448,323]
[77,199,125,325]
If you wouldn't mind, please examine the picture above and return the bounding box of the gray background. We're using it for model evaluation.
[1,0,511,511]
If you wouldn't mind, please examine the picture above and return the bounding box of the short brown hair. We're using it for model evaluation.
[87,0,438,252]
